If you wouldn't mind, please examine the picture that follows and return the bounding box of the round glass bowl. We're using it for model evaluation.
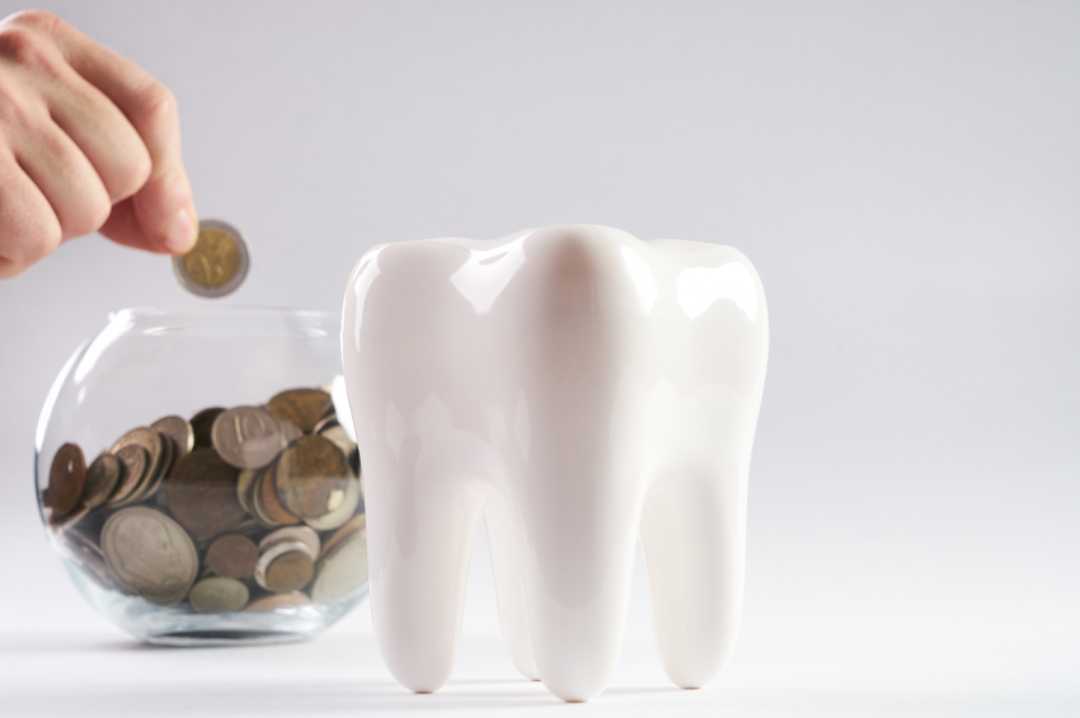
[34,307,368,645]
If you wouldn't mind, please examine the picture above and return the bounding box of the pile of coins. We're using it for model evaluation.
[41,387,367,613]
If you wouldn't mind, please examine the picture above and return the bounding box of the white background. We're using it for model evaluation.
[0,1,1077,715]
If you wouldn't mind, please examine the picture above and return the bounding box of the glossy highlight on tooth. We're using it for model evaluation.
[341,225,769,702]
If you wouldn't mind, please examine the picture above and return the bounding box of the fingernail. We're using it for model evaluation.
[165,209,196,253]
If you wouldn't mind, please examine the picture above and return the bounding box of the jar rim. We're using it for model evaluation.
[107,305,339,324]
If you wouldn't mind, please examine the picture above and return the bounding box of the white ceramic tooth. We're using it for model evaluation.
[342,225,768,702]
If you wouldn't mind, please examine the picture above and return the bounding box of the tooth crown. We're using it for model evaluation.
[342,225,768,702]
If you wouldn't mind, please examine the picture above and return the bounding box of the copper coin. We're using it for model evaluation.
[205,533,259,579]
[44,443,87,519]
[255,540,315,593]
[83,452,122,509]
[259,525,320,558]
[135,430,174,502]
[267,388,333,434]
[109,445,148,507]
[256,465,300,526]
[211,406,284,469]
[151,415,194,459]
[318,423,354,459]
[311,414,338,435]
[275,435,348,519]
[164,448,247,541]
[191,407,225,449]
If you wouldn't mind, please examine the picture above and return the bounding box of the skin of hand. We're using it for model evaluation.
[0,9,197,278]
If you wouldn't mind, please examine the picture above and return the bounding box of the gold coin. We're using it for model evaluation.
[151,415,194,459]
[305,474,363,531]
[173,219,249,298]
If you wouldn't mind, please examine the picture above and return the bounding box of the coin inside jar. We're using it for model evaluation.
[108,444,148,507]
[101,506,198,605]
[44,443,87,519]
[165,449,247,541]
[188,576,250,613]
[275,434,348,519]
[82,453,122,510]
[173,219,249,298]
[212,406,284,469]
[267,388,334,434]
[190,406,224,449]
[205,533,259,579]
[255,540,315,593]
[150,415,194,459]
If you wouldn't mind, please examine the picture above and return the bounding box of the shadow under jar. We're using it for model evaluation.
[34,307,368,645]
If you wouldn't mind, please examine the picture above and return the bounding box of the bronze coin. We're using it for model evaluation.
[108,445,148,507]
[275,435,348,519]
[211,406,284,469]
[267,388,333,434]
[111,427,164,480]
[44,443,87,519]
[136,430,175,502]
[164,448,247,541]
[256,464,300,526]
[205,533,259,579]
[188,576,249,613]
[278,418,303,445]
[190,407,225,449]
[151,415,194,459]
[83,452,122,509]
[256,542,315,593]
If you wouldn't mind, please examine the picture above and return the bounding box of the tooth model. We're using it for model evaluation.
[341,225,769,702]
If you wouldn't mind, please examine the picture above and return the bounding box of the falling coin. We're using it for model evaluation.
[173,219,249,298]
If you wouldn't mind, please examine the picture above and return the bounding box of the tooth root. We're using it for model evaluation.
[365,454,483,694]
[641,468,747,689]
[519,470,641,702]
[485,495,539,681]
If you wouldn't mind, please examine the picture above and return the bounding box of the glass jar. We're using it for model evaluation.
[34,307,368,645]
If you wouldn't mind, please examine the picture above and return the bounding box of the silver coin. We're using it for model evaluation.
[188,576,250,613]
[172,219,249,299]
[211,406,284,469]
[312,530,368,604]
[101,507,198,606]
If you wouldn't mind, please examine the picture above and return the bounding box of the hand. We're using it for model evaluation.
[0,10,197,278]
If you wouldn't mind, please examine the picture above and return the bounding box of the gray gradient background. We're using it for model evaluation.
[0,1,1077,714]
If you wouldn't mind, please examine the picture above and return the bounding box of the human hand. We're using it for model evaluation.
[0,10,197,278]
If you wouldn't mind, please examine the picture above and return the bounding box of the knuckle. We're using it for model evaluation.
[0,27,43,63]
[110,149,152,200]
[5,9,61,33]
[132,81,177,127]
